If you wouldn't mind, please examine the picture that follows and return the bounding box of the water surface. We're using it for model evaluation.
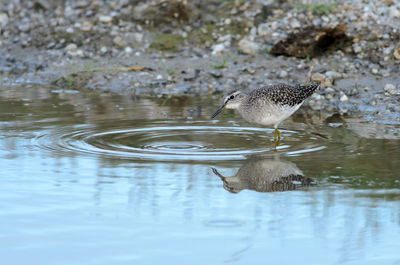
[0,85,399,265]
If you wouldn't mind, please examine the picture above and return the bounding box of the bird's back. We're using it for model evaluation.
[247,83,320,107]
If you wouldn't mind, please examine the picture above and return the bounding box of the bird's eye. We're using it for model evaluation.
[229,95,235,100]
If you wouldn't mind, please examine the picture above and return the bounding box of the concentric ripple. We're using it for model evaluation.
[33,125,326,161]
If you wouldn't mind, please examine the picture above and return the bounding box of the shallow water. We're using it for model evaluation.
[0,84,399,265]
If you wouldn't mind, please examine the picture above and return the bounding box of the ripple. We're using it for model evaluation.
[33,124,326,161]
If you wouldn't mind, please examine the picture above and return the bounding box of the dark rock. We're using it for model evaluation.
[270,24,351,58]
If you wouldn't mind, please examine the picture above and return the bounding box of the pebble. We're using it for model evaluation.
[81,21,92,31]
[0,13,8,27]
[279,70,288,78]
[353,44,362,54]
[133,33,143,43]
[65,43,78,51]
[113,36,126,48]
[238,39,259,55]
[389,7,400,18]
[211,43,225,55]
[394,47,400,60]
[290,19,301,28]
[99,15,112,23]
[340,94,349,102]
[325,71,342,80]
[124,46,133,54]
[257,23,269,36]
[100,46,108,54]
[384,83,399,95]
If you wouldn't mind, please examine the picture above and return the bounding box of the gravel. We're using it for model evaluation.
[0,0,400,123]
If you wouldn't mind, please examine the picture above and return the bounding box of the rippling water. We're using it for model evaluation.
[0,85,399,265]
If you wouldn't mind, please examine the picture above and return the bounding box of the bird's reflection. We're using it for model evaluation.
[212,157,316,193]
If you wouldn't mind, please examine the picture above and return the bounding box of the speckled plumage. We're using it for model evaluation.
[236,83,320,128]
[246,83,320,107]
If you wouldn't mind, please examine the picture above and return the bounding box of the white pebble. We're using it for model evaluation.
[65,43,77,51]
[340,94,349,102]
[99,15,112,23]
[279,70,288,78]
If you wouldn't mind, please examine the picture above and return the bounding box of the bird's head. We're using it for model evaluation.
[211,91,247,119]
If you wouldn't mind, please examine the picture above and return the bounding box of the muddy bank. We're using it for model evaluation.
[0,0,400,123]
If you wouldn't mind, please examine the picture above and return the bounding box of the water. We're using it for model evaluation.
[0,84,399,265]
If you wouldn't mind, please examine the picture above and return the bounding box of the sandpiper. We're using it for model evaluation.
[211,83,320,144]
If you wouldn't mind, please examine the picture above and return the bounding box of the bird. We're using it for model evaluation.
[211,157,315,193]
[211,83,320,145]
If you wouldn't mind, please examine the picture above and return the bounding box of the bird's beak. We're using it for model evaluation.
[211,103,226,119]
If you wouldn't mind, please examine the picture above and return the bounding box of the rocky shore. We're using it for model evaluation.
[0,0,399,123]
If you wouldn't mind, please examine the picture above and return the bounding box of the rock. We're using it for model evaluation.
[257,23,269,36]
[325,71,342,80]
[353,44,362,53]
[100,46,108,54]
[389,7,400,18]
[65,43,78,52]
[0,13,8,27]
[81,21,92,31]
[279,70,288,78]
[290,19,301,28]
[99,15,112,23]
[238,39,260,55]
[371,68,379,75]
[270,24,348,57]
[113,36,126,48]
[133,33,143,43]
[124,46,133,54]
[211,43,225,55]
[384,83,400,95]
[340,94,349,102]
[393,46,400,60]
[312,73,325,83]
[18,24,31,32]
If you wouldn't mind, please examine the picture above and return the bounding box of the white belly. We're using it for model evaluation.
[240,103,302,127]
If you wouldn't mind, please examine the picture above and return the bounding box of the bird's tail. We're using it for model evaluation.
[296,83,321,100]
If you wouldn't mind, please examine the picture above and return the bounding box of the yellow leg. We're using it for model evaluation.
[274,128,281,141]
[274,128,281,148]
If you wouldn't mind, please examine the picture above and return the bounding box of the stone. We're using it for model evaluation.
[312,73,325,82]
[99,15,112,23]
[211,43,225,55]
[279,70,288,78]
[290,19,301,28]
[81,21,92,31]
[325,71,342,80]
[124,46,133,54]
[100,46,108,54]
[238,39,259,55]
[353,44,362,54]
[340,94,349,102]
[0,13,8,27]
[389,7,400,18]
[113,36,126,48]
[384,83,400,95]
[133,33,143,43]
[65,43,78,51]
[393,46,400,60]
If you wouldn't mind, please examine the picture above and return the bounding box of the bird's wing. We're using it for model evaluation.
[248,83,320,107]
